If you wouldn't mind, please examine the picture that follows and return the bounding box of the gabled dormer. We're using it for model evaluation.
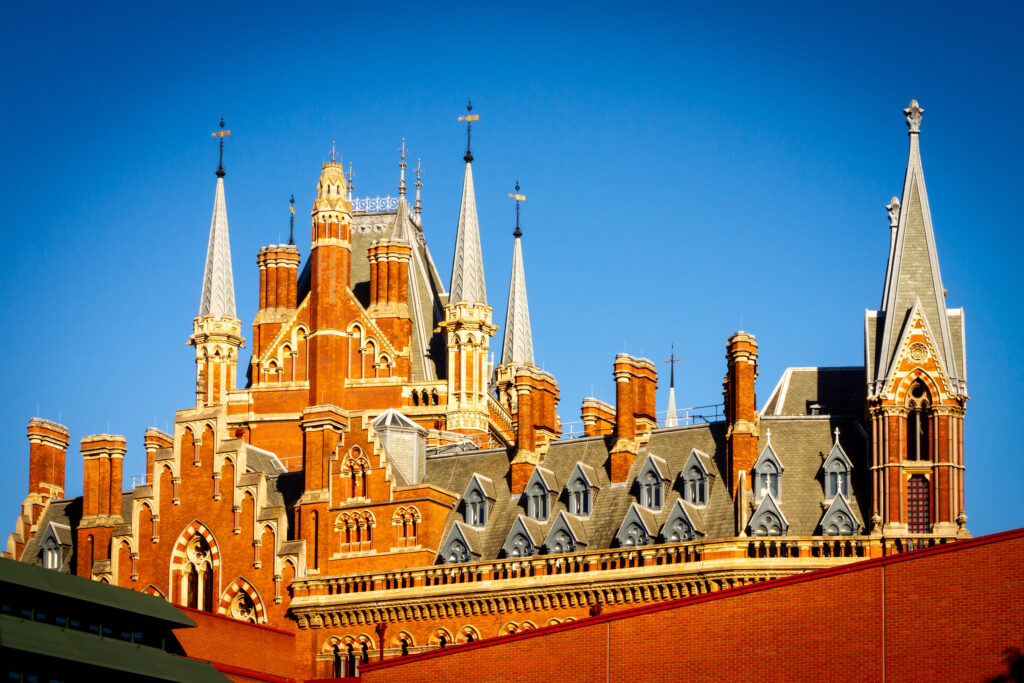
[635,454,668,511]
[543,511,587,554]
[822,428,853,501]
[753,430,784,502]
[439,522,481,564]
[523,466,558,522]
[461,474,496,528]
[565,463,599,518]
[501,515,544,558]
[820,494,860,536]
[38,521,72,571]
[614,502,657,547]
[749,493,789,537]
[660,499,705,543]
[679,449,714,507]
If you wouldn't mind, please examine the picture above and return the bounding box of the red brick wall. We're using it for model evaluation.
[175,606,295,682]
[360,530,1024,683]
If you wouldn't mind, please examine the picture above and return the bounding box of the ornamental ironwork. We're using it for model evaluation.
[353,195,399,212]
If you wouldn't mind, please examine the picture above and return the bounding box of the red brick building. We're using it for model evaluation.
[5,100,970,681]
[358,528,1024,683]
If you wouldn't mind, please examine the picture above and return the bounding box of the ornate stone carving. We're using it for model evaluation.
[908,342,928,363]
[904,99,924,133]
[886,196,900,228]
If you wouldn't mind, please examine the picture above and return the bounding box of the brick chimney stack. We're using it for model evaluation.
[581,398,615,436]
[610,354,658,483]
[143,428,173,485]
[723,331,759,497]
[27,418,70,512]
[77,434,126,577]
[509,366,560,494]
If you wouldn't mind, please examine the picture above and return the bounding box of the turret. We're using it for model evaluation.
[494,182,535,413]
[189,118,244,406]
[864,100,968,538]
[441,102,497,438]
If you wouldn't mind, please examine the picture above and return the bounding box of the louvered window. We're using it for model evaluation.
[907,475,930,533]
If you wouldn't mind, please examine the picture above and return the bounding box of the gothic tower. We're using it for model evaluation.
[189,119,244,407]
[865,101,968,538]
[494,183,535,413]
[440,105,497,438]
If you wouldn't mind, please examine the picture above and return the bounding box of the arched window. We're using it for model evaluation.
[755,459,780,500]
[752,511,783,537]
[41,534,61,570]
[466,489,487,527]
[230,591,256,623]
[182,534,214,611]
[908,475,930,533]
[825,459,850,499]
[401,639,409,657]
[640,471,662,510]
[346,643,356,677]
[907,381,932,461]
[527,482,548,521]
[446,539,470,564]
[508,533,532,557]
[684,466,707,505]
[569,478,591,516]
[665,516,694,542]
[550,529,576,554]
[620,522,649,547]
[823,509,855,536]
[332,645,343,678]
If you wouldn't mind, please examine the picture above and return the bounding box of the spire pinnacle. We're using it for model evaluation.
[904,99,924,134]
[288,194,295,245]
[347,162,355,201]
[211,116,230,178]
[449,135,487,304]
[329,140,338,163]
[664,344,680,426]
[458,99,479,163]
[198,156,236,319]
[414,158,423,218]
[500,182,533,366]
[508,180,525,238]
[398,138,408,197]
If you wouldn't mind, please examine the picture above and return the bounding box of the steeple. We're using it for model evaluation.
[199,118,236,319]
[501,182,533,366]
[870,100,962,393]
[664,345,680,427]
[414,158,423,220]
[449,102,487,304]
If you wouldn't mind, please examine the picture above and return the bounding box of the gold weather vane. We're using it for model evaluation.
[458,99,479,162]
[664,344,681,389]
[212,116,230,178]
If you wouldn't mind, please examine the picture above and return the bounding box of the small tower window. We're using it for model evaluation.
[908,475,930,533]
[684,466,707,505]
[907,381,932,461]
[466,489,487,527]
[41,535,61,571]
[826,460,850,499]
[640,471,662,510]
[755,460,780,500]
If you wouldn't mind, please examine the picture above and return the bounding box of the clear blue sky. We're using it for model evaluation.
[1,3,1020,536]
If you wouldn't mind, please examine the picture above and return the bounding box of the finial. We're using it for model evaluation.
[329,140,338,163]
[347,162,355,201]
[664,344,681,389]
[398,138,408,197]
[904,99,924,134]
[212,116,231,178]
[508,180,526,238]
[414,158,423,217]
[458,99,479,163]
[886,196,900,229]
[288,194,296,245]
[833,426,841,444]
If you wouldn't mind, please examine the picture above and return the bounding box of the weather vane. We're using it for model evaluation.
[508,180,526,237]
[329,140,338,163]
[288,194,295,245]
[398,138,408,196]
[664,344,681,388]
[458,99,479,162]
[211,116,231,178]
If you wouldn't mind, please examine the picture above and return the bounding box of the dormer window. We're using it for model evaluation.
[466,489,487,527]
[640,471,662,510]
[683,466,707,505]
[823,428,853,500]
[542,512,586,555]
[753,431,784,501]
[41,535,61,570]
[461,475,495,528]
[569,478,590,516]
[445,539,470,563]
[661,500,704,543]
[527,482,549,521]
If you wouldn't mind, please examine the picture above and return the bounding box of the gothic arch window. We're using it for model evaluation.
[664,515,694,543]
[908,475,931,533]
[549,529,576,554]
[41,533,61,570]
[230,590,256,623]
[527,482,549,521]
[465,488,487,527]
[683,465,707,505]
[749,495,789,537]
[755,458,780,500]
[184,535,214,611]
[906,381,932,461]
[825,459,850,499]
[823,508,855,536]
[640,470,662,510]
[620,522,649,547]
[507,533,533,558]
[569,478,591,517]
[445,538,470,564]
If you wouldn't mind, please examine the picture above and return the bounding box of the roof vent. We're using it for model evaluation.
[809,403,826,416]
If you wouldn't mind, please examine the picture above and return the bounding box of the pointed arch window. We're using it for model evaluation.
[549,529,576,554]
[41,534,61,570]
[755,459,780,500]
[507,533,533,557]
[569,478,591,517]
[527,482,549,521]
[683,465,707,505]
[445,538,470,564]
[825,459,850,499]
[182,534,214,611]
[466,489,487,527]
[620,522,649,547]
[640,471,662,510]
[664,516,694,542]
[907,381,932,461]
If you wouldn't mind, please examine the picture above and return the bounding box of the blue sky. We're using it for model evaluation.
[1,2,1020,536]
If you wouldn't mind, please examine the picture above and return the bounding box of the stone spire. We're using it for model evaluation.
[449,102,486,304]
[198,119,236,319]
[501,182,533,365]
[871,99,961,391]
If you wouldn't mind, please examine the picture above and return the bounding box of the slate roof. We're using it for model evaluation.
[427,375,870,561]
[761,367,865,417]
[21,499,80,571]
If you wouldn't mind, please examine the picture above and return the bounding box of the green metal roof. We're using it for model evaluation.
[0,614,227,681]
[0,557,195,628]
